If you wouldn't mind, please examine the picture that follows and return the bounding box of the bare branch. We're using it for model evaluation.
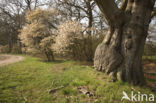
[0,7,14,20]
[58,0,88,14]
[120,0,128,11]
[151,7,156,19]
[94,0,122,26]
[48,22,57,30]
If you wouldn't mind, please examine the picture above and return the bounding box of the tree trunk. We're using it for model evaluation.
[50,51,55,61]
[45,51,50,62]
[45,51,55,62]
[94,0,155,85]
[86,0,94,62]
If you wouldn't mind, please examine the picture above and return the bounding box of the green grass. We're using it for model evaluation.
[143,56,156,61]
[0,55,155,103]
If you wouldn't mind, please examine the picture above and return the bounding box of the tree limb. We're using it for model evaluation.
[48,86,64,94]
[48,22,58,30]
[0,7,14,20]
[58,0,88,14]
[120,0,128,11]
[151,7,156,19]
[94,0,121,26]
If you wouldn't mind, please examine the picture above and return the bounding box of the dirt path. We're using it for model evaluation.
[0,54,24,66]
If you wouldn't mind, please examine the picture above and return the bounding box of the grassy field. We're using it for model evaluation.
[0,55,155,103]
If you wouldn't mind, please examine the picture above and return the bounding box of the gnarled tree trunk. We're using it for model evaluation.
[94,0,156,85]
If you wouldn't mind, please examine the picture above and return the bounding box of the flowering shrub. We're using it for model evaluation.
[19,8,58,61]
[53,20,104,61]
[52,20,83,54]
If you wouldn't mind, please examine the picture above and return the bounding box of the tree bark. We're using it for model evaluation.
[45,51,55,62]
[94,0,155,85]
[45,51,51,62]
[50,51,55,61]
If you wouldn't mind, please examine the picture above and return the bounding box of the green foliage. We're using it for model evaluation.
[0,55,155,103]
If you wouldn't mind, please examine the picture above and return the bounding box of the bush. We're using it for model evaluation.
[52,20,83,56]
[144,43,156,56]
[19,8,58,61]
[0,45,9,53]
[53,20,104,61]
[11,44,22,54]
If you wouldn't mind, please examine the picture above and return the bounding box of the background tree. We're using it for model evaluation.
[144,21,156,56]
[52,0,107,61]
[53,20,84,60]
[93,0,156,85]
[0,0,49,53]
[53,20,104,61]
[19,8,58,61]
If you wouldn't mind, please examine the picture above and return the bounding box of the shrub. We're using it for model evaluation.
[11,44,22,54]
[144,43,156,56]
[0,45,9,53]
[19,8,58,61]
[52,20,83,55]
[53,20,104,61]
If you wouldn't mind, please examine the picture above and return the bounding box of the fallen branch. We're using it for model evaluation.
[48,86,64,94]
[78,86,94,97]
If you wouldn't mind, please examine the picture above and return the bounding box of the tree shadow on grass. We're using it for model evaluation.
[39,59,66,64]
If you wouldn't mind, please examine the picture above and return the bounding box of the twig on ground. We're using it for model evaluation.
[48,86,64,94]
